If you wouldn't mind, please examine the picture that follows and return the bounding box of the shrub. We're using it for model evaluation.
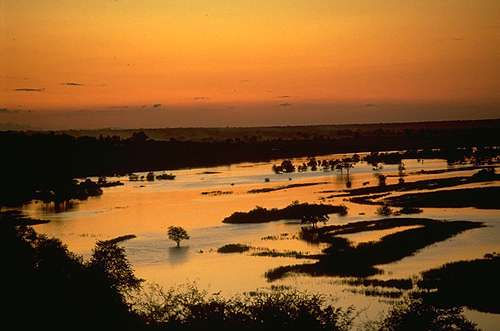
[168,226,190,247]
[399,206,423,215]
[376,205,393,216]
[371,297,479,331]
[134,283,355,331]
[217,244,251,253]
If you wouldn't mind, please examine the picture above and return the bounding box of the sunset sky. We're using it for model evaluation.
[1,0,499,129]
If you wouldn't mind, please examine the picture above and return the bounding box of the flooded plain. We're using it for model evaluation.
[23,153,500,330]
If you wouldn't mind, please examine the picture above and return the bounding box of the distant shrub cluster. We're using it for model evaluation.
[217,243,251,253]
[223,202,348,224]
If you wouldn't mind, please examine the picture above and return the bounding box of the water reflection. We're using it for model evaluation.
[167,246,190,265]
[40,200,79,213]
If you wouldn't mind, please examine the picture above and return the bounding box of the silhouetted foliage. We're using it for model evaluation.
[376,204,393,216]
[272,159,296,173]
[223,202,348,224]
[1,213,143,330]
[341,278,413,290]
[89,240,143,294]
[134,283,355,331]
[371,297,479,331]
[301,214,329,228]
[374,173,387,187]
[217,243,251,253]
[398,206,423,214]
[167,226,190,247]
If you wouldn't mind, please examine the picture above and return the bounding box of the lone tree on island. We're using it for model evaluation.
[167,226,190,247]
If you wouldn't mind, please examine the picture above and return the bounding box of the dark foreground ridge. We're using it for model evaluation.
[265,218,483,280]
[222,202,348,224]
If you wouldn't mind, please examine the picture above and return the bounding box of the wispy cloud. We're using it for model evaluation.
[108,105,129,109]
[279,103,292,107]
[152,103,162,108]
[193,97,210,101]
[277,95,291,99]
[364,103,378,108]
[14,88,44,92]
[61,82,84,86]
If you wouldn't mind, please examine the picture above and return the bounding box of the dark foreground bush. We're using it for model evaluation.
[368,297,479,331]
[134,283,354,331]
[1,216,143,330]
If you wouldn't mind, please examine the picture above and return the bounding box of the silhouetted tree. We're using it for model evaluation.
[376,204,393,216]
[130,131,149,143]
[281,159,296,173]
[373,297,479,331]
[301,213,329,228]
[167,226,190,247]
[375,173,387,187]
[88,240,143,294]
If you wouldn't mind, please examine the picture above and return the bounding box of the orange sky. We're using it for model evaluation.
[1,0,499,128]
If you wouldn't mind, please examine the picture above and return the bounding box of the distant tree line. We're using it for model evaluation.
[1,120,500,206]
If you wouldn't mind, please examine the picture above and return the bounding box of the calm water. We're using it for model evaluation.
[23,153,500,330]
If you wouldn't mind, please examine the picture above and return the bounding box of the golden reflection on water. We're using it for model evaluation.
[339,225,424,245]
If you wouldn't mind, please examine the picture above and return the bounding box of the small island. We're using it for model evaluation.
[222,202,348,224]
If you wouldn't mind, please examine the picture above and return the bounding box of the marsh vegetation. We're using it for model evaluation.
[264,218,483,280]
[383,187,500,210]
